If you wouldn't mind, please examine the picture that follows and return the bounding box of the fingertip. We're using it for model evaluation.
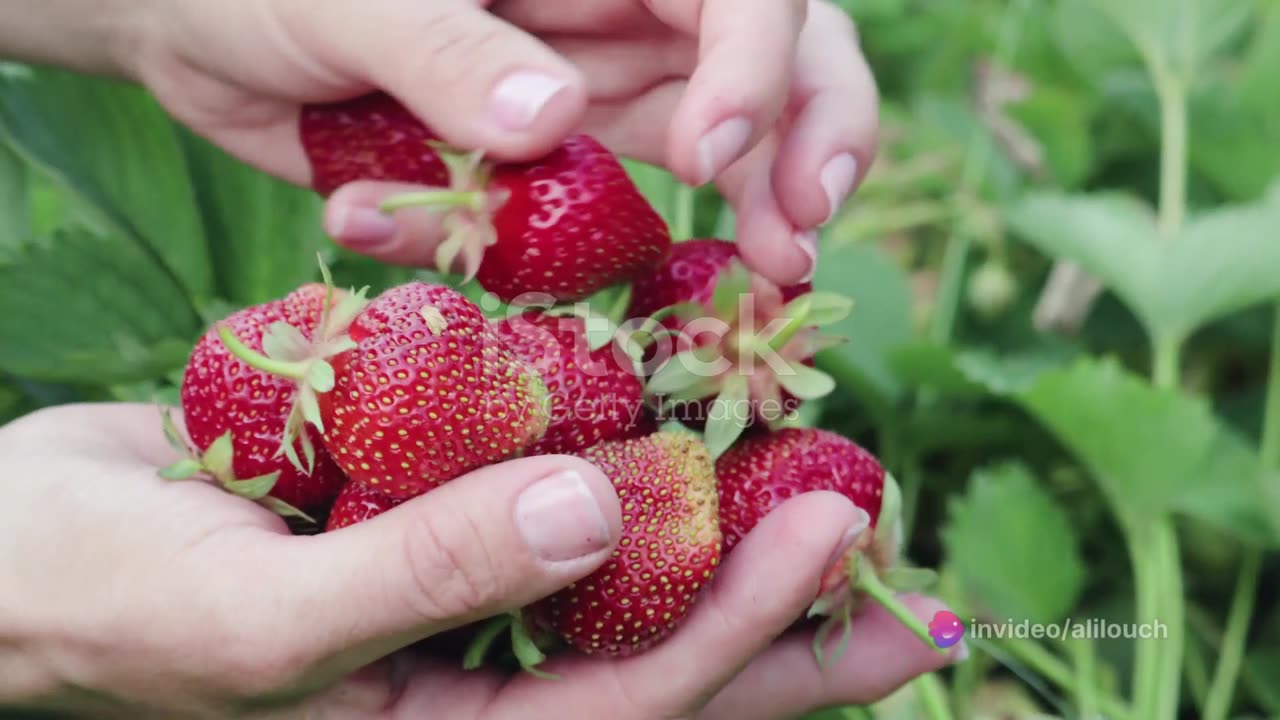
[323,181,446,267]
[732,171,817,287]
[480,67,589,161]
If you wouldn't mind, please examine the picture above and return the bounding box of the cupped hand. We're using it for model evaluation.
[0,403,955,719]
[125,0,877,288]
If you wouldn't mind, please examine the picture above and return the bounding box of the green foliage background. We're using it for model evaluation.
[3,0,1280,718]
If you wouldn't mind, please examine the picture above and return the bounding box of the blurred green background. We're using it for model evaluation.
[3,0,1280,718]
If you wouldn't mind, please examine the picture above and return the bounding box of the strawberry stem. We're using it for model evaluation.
[463,615,512,670]
[379,190,487,213]
[855,559,946,654]
[217,325,309,381]
[765,295,813,353]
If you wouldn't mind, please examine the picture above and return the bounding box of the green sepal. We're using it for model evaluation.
[463,615,513,671]
[305,361,335,394]
[434,231,467,278]
[875,472,902,549]
[160,409,189,454]
[881,566,939,593]
[704,375,751,458]
[223,471,281,500]
[711,261,752,320]
[788,291,855,327]
[201,432,235,481]
[646,349,714,396]
[262,321,311,363]
[775,364,837,400]
[159,458,203,481]
[811,603,854,668]
[511,614,558,680]
[257,496,316,524]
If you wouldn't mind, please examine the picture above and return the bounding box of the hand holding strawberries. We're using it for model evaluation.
[0,403,957,718]
[17,0,879,287]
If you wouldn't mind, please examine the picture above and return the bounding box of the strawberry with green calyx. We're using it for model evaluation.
[491,310,655,456]
[714,428,941,664]
[214,261,371,477]
[377,135,671,304]
[465,432,722,672]
[173,282,353,518]
[159,411,317,523]
[632,242,853,456]
[223,274,552,500]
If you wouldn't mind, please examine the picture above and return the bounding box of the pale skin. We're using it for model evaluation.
[0,1,958,717]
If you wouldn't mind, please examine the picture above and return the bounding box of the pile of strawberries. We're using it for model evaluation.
[163,93,935,672]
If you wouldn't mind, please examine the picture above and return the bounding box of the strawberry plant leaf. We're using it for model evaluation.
[0,225,198,383]
[704,375,751,458]
[1016,357,1280,546]
[776,364,837,400]
[942,461,1085,623]
[0,66,213,304]
[0,142,28,244]
[812,239,913,417]
[178,130,326,306]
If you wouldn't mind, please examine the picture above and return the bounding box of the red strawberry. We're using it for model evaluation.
[528,432,721,658]
[715,428,939,662]
[301,93,672,303]
[491,311,655,456]
[317,283,550,498]
[169,284,348,518]
[715,428,887,561]
[325,481,403,531]
[627,240,850,455]
[301,92,447,196]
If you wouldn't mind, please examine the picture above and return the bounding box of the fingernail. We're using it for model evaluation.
[795,230,819,283]
[825,507,871,569]
[327,205,398,247]
[490,71,568,132]
[696,116,753,185]
[516,470,612,562]
[820,153,858,223]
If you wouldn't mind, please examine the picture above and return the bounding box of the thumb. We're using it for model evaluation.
[269,455,621,669]
[314,0,586,161]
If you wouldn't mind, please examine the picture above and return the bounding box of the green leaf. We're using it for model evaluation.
[0,226,199,383]
[201,432,235,481]
[704,376,751,458]
[813,240,913,415]
[180,131,326,306]
[775,364,837,400]
[1016,357,1279,545]
[1091,0,1252,85]
[943,462,1085,623]
[0,142,29,244]
[1007,185,1280,344]
[0,66,212,304]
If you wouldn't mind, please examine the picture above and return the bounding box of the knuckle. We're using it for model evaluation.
[402,508,503,621]
[398,8,507,90]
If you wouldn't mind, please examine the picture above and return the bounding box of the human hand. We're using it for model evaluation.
[119,0,876,287]
[0,402,957,719]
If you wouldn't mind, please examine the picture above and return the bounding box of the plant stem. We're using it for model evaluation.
[1070,637,1098,720]
[1155,72,1188,241]
[673,184,695,241]
[1259,304,1280,468]
[914,673,955,720]
[1152,336,1182,390]
[927,0,1029,344]
[984,638,1132,720]
[1202,550,1261,720]
[856,563,940,652]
